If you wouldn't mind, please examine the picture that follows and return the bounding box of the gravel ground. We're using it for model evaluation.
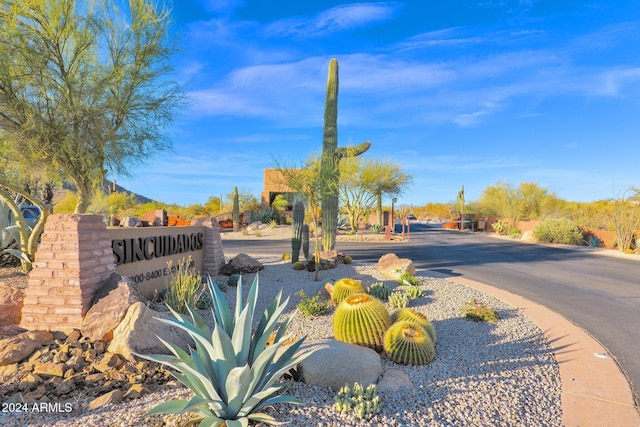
[2,256,562,426]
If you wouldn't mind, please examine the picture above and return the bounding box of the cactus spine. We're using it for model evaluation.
[391,308,436,344]
[333,293,391,351]
[320,58,371,251]
[291,201,304,262]
[302,224,310,260]
[383,321,435,365]
[331,278,365,304]
[232,186,239,232]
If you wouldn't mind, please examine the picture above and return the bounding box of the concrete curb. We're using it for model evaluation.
[425,270,640,427]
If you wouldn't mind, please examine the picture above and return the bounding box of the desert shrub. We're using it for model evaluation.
[268,219,278,228]
[586,235,602,247]
[370,224,383,234]
[253,206,278,224]
[295,289,330,317]
[533,218,583,245]
[492,220,510,235]
[163,257,208,314]
[397,271,421,286]
[460,298,500,323]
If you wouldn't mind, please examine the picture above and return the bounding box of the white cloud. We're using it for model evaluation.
[265,2,402,38]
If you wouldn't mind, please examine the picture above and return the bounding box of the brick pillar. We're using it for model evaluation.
[20,214,116,331]
[193,217,225,276]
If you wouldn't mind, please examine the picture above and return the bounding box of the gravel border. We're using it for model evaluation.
[2,258,562,426]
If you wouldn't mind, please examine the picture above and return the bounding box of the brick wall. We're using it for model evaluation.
[20,215,226,331]
[20,215,115,331]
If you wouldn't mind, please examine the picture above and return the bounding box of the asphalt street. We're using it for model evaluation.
[222,223,640,406]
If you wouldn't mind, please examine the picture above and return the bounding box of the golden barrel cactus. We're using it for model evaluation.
[333,293,391,350]
[332,278,366,304]
[383,321,435,365]
[391,308,436,343]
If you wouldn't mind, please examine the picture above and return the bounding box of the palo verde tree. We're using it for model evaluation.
[362,159,412,226]
[0,0,183,213]
[338,155,377,233]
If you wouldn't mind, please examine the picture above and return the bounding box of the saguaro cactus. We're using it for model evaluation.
[232,186,239,232]
[291,201,304,262]
[302,224,310,260]
[320,58,370,251]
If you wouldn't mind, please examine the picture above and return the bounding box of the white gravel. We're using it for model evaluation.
[2,257,562,426]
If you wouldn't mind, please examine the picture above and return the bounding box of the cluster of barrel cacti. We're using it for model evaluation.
[331,281,437,366]
[334,382,381,421]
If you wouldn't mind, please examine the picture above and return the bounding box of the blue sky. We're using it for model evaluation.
[116,0,640,207]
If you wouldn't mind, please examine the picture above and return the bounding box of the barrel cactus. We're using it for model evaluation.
[391,308,436,344]
[331,278,365,304]
[291,201,304,262]
[333,293,391,351]
[383,321,435,365]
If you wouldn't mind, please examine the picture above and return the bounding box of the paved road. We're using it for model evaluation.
[222,223,640,405]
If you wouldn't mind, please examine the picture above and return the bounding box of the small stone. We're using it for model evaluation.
[87,389,123,411]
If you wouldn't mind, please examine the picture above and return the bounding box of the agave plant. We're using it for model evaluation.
[136,274,311,426]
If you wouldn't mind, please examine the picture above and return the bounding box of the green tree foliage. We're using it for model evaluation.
[275,156,329,280]
[339,156,377,232]
[362,159,412,226]
[612,189,640,252]
[271,194,290,212]
[224,189,260,213]
[476,182,555,223]
[0,0,183,213]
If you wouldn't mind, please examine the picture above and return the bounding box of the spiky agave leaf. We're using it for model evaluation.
[138,273,314,425]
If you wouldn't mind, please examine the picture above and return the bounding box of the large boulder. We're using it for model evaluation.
[296,339,382,391]
[82,274,143,342]
[220,253,264,275]
[377,253,415,280]
[108,302,192,362]
[377,368,414,393]
[0,284,23,326]
[0,330,53,366]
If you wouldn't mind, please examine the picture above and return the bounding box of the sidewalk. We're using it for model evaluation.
[425,270,640,427]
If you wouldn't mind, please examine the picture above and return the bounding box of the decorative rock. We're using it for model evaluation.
[94,352,123,373]
[123,383,149,400]
[296,339,382,391]
[87,389,123,411]
[0,330,53,366]
[246,221,262,231]
[376,368,414,393]
[0,284,23,326]
[305,250,346,271]
[220,253,264,275]
[108,302,192,361]
[377,253,415,280]
[82,274,143,342]
[33,361,66,378]
[120,216,141,228]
